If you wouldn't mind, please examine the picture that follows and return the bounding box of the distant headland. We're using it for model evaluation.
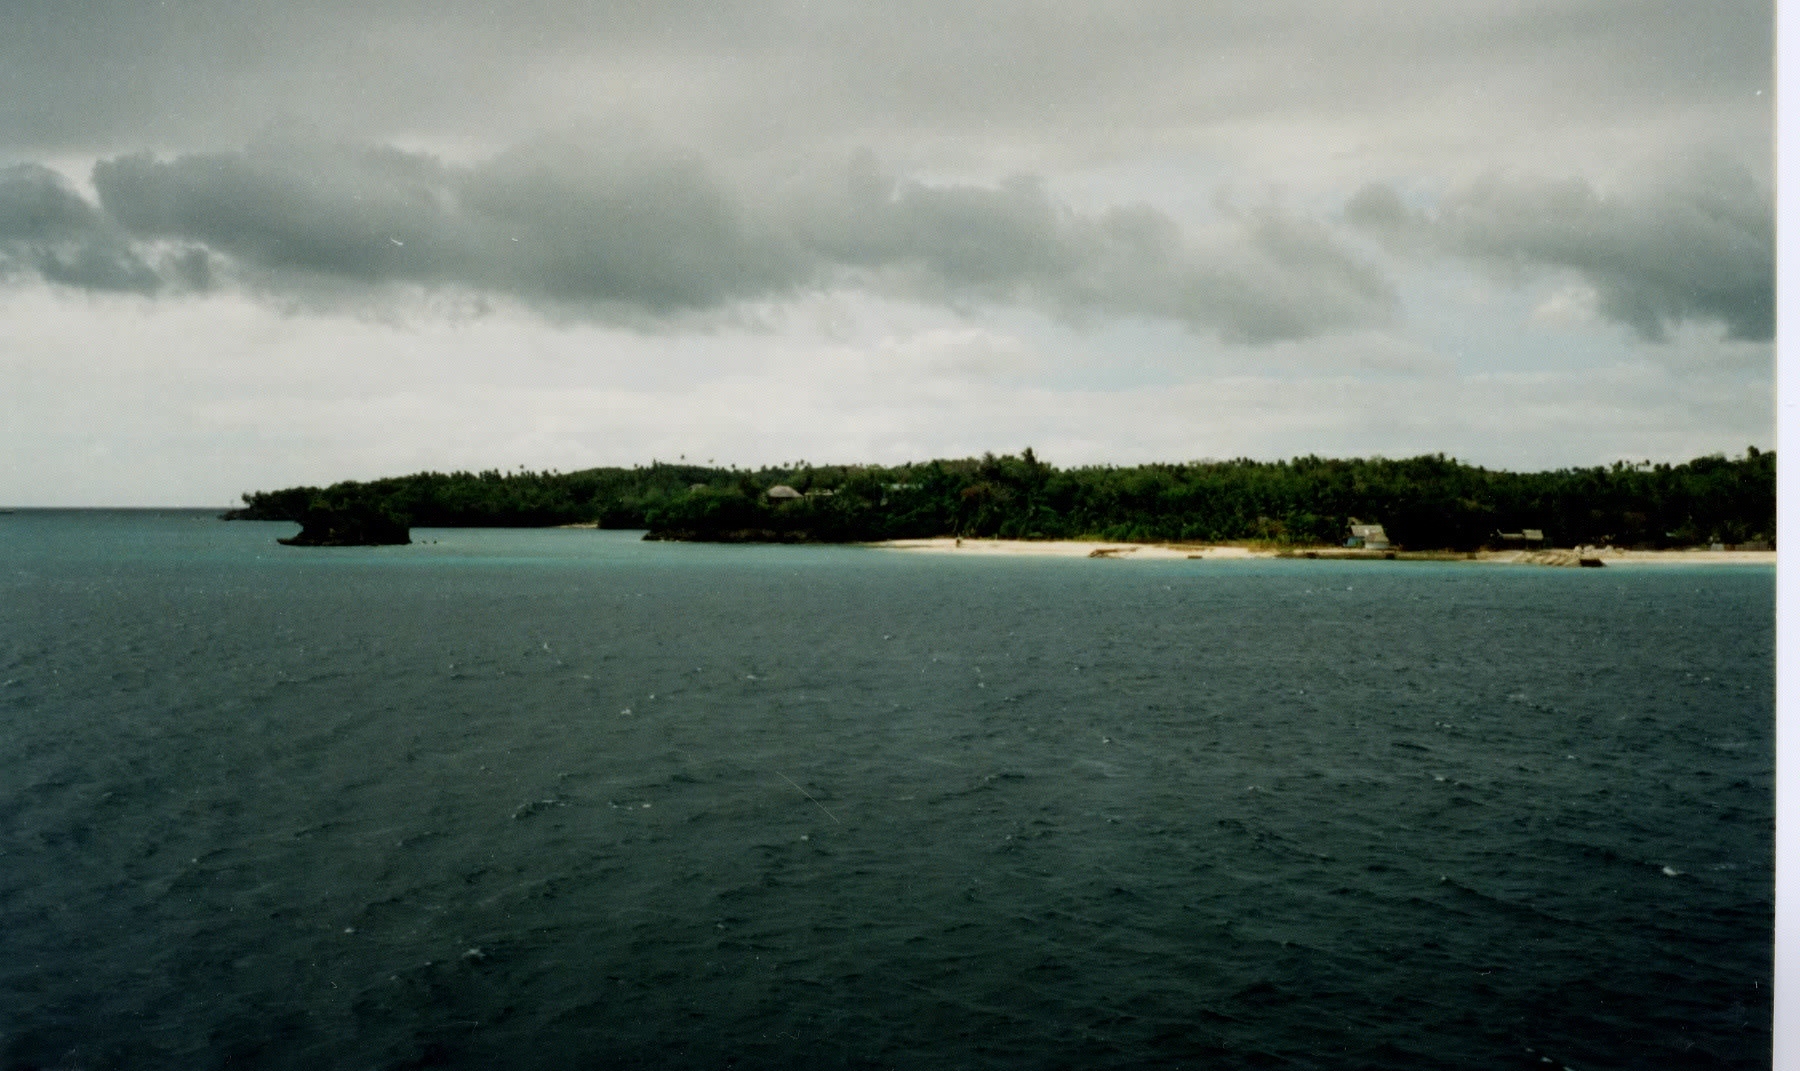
[222,448,1773,553]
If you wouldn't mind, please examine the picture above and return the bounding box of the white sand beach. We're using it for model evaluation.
[865,538,1259,560]
[866,538,1774,566]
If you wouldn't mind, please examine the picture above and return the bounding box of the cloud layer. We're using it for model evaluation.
[4,134,1771,347]
[0,2,1772,346]
[1347,160,1773,341]
[0,139,1405,342]
[0,2,1771,177]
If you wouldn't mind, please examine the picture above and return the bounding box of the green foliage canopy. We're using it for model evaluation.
[224,449,1776,550]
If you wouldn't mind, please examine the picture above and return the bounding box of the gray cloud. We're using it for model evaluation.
[0,163,159,293]
[795,154,1396,341]
[0,3,1766,343]
[0,2,1769,189]
[0,164,98,242]
[1346,160,1773,341]
[458,144,811,313]
[91,140,811,315]
[13,127,1769,350]
[33,138,1388,341]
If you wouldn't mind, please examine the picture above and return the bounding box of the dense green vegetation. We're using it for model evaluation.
[224,448,1775,550]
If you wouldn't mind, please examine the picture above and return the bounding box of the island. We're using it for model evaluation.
[222,448,1774,555]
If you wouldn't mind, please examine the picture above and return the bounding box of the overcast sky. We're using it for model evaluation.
[0,0,1776,505]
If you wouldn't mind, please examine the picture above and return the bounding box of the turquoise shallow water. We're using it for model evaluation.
[0,511,1775,1069]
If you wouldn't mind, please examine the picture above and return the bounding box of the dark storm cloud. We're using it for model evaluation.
[89,140,812,315]
[458,145,811,313]
[46,139,1389,340]
[0,164,98,241]
[94,147,455,282]
[1346,161,1773,341]
[0,163,159,293]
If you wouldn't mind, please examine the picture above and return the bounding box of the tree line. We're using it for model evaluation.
[224,448,1775,550]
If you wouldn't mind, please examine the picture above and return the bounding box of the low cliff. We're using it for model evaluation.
[277,504,411,547]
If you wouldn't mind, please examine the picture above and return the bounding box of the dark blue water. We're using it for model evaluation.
[0,511,1774,1069]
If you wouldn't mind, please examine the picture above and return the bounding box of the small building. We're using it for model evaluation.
[1498,529,1547,547]
[1346,523,1390,550]
[766,485,803,501]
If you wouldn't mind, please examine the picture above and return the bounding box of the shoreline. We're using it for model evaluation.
[863,538,1775,566]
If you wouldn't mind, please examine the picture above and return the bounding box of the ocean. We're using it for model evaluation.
[0,511,1774,1069]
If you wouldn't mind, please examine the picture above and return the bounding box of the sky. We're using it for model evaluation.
[0,0,1777,505]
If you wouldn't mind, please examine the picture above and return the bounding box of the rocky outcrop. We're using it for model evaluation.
[277,503,411,546]
[1517,549,1598,567]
